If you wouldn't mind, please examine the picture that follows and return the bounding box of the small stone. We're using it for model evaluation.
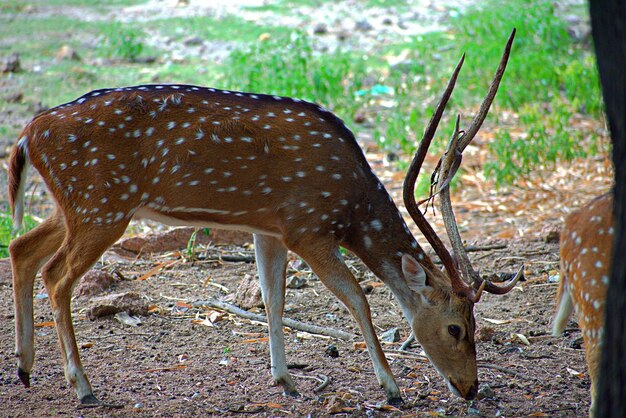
[476,383,496,400]
[74,269,116,298]
[233,274,263,309]
[325,344,339,358]
[6,91,23,103]
[55,45,81,62]
[361,283,374,294]
[353,112,366,124]
[1,52,22,73]
[380,327,400,343]
[569,336,584,350]
[184,36,204,46]
[312,22,328,35]
[286,275,307,289]
[476,326,495,342]
[87,292,149,319]
[336,30,350,41]
[542,225,560,243]
[355,20,373,32]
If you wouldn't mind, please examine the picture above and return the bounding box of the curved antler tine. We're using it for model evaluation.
[437,115,480,285]
[458,28,516,152]
[474,265,524,296]
[470,280,486,303]
[403,54,465,280]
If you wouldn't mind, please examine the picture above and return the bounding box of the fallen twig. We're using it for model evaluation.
[478,362,534,380]
[400,333,415,351]
[82,332,153,340]
[291,373,331,392]
[384,350,429,361]
[465,244,507,252]
[196,253,255,263]
[192,298,356,341]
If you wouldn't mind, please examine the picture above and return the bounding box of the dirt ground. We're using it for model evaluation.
[0,230,594,417]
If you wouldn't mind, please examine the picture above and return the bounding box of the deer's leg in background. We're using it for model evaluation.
[41,222,129,404]
[10,210,66,387]
[253,234,297,396]
[291,239,403,405]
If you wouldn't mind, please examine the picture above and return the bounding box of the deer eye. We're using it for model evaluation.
[448,325,461,338]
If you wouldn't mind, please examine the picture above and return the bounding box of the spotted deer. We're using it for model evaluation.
[553,192,613,416]
[9,31,518,406]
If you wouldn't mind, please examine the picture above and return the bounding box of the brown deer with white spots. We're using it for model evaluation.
[9,31,518,407]
[553,192,613,416]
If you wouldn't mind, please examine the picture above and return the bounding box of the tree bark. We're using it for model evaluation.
[589,1,626,416]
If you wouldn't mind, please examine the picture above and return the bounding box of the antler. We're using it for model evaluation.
[403,53,469,295]
[404,29,521,302]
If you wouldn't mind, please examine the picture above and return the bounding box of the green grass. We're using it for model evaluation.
[369,0,603,185]
[221,32,369,119]
[0,212,38,258]
[243,0,336,12]
[1,0,147,7]
[149,14,292,44]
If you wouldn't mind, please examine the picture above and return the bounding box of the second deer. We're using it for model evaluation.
[553,192,613,416]
[9,31,518,406]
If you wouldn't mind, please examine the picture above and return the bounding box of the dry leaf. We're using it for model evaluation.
[137,259,178,281]
[353,341,367,350]
[483,318,510,325]
[567,367,584,377]
[35,321,55,328]
[114,312,142,327]
[514,333,531,345]
[242,337,269,343]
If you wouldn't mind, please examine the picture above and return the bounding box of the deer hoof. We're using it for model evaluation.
[17,368,30,388]
[78,394,123,409]
[80,394,103,407]
[283,389,300,398]
[387,395,404,406]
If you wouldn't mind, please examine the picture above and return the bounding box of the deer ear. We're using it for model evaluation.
[402,254,429,292]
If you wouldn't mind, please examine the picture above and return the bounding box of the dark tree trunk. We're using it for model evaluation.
[589,1,626,416]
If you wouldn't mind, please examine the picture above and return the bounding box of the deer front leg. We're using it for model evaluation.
[293,242,403,405]
[253,234,297,396]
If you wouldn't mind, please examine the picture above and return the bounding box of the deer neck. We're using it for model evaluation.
[342,182,436,321]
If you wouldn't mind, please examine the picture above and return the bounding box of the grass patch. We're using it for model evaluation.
[0,212,38,258]
[372,0,603,185]
[220,32,369,119]
[4,0,147,7]
[149,14,291,44]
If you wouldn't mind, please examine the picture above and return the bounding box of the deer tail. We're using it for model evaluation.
[8,133,30,231]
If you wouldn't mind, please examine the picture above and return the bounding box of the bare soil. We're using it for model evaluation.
[0,231,594,417]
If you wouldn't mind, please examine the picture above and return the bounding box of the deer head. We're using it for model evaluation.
[399,28,522,398]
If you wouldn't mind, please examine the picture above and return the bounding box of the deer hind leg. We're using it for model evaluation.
[9,210,66,388]
[291,240,402,405]
[253,234,297,396]
[41,221,128,405]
